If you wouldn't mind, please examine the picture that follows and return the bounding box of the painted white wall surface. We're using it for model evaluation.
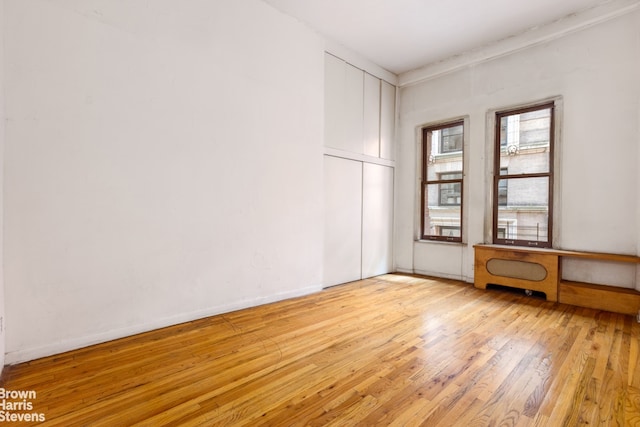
[637,74,640,291]
[0,0,5,373]
[396,11,640,286]
[4,0,325,364]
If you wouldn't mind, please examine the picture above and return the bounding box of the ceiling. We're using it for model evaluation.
[261,0,620,75]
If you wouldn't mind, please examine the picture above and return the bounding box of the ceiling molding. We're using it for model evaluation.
[399,0,640,87]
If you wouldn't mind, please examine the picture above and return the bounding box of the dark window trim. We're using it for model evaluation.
[421,120,464,243]
[492,102,555,248]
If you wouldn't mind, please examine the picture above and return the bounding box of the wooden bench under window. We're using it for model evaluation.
[474,244,640,315]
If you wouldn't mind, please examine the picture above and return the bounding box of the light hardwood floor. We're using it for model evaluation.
[2,274,640,426]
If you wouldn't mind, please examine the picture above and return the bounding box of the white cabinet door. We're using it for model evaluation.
[324,53,346,152]
[323,156,363,287]
[363,73,381,157]
[380,80,396,160]
[324,53,364,154]
[362,163,394,278]
[344,64,364,154]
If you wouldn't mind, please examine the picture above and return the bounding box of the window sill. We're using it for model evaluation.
[415,239,467,246]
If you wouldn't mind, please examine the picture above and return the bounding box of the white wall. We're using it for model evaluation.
[396,11,640,286]
[4,0,325,364]
[0,0,5,373]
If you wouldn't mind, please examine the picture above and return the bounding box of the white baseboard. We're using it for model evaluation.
[412,269,473,283]
[392,268,474,284]
[5,284,321,365]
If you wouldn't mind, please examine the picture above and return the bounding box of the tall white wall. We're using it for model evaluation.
[0,0,5,373]
[396,11,640,285]
[4,0,325,363]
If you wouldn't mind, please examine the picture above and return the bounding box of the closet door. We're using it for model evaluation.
[324,54,364,154]
[324,53,345,151]
[344,65,364,153]
[363,73,381,157]
[323,156,362,287]
[380,80,396,160]
[362,163,394,278]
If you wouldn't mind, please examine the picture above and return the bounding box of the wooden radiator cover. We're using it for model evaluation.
[474,245,559,301]
[474,244,640,314]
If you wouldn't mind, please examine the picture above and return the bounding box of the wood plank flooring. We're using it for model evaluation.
[2,273,640,426]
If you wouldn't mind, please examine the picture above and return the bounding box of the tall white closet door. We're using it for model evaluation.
[362,163,394,278]
[323,156,363,287]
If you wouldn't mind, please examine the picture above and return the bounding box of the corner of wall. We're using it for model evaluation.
[0,0,6,374]
[637,67,640,292]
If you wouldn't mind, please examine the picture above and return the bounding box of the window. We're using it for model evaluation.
[493,103,554,247]
[421,120,464,242]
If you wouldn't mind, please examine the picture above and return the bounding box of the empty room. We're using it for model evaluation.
[0,0,639,425]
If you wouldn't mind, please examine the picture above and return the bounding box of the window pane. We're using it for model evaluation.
[440,125,463,153]
[425,129,463,181]
[441,172,463,180]
[424,183,461,239]
[496,176,549,242]
[440,226,461,238]
[498,168,508,206]
[439,182,461,205]
[499,108,551,173]
[425,151,463,182]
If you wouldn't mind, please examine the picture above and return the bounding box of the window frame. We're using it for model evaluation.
[420,120,465,243]
[492,102,555,248]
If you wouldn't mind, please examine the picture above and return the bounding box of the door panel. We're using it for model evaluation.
[323,156,362,287]
[362,163,394,278]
